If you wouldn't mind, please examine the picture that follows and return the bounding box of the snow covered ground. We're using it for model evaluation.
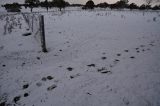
[0,9,160,106]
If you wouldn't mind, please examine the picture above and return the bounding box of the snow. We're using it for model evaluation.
[0,9,160,106]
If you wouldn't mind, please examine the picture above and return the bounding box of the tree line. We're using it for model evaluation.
[1,0,160,12]
[2,0,69,12]
[84,0,160,10]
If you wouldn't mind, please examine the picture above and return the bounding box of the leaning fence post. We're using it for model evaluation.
[40,15,47,53]
[32,15,34,32]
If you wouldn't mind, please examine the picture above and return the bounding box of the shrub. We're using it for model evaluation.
[96,2,109,8]
[129,3,139,10]
[139,4,146,10]
[152,5,160,10]
[3,3,21,12]
[82,0,95,9]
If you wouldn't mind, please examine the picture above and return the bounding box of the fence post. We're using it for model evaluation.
[40,15,47,53]
[32,15,33,32]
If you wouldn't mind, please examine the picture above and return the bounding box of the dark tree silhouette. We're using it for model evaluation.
[129,3,138,10]
[144,0,160,9]
[139,4,146,10]
[116,0,129,8]
[145,0,153,6]
[39,0,54,11]
[152,5,160,10]
[83,0,95,9]
[110,0,129,9]
[3,2,21,12]
[52,0,66,11]
[96,2,109,8]
[25,0,40,12]
[44,0,49,11]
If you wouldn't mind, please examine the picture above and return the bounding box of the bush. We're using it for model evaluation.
[96,2,109,8]
[82,0,95,9]
[152,5,160,10]
[129,3,138,10]
[139,4,146,10]
[110,0,128,9]
[52,0,67,11]
[3,3,21,12]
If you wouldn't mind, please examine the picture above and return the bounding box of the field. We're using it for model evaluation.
[0,9,160,106]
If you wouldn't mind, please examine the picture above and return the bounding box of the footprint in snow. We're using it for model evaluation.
[140,45,145,48]
[24,93,29,97]
[135,48,139,50]
[124,50,129,52]
[36,57,40,60]
[149,43,154,46]
[2,64,6,67]
[42,77,47,81]
[123,97,130,106]
[67,67,73,71]
[117,53,121,56]
[23,84,29,89]
[21,62,26,67]
[97,67,106,72]
[46,76,54,80]
[142,49,145,52]
[136,50,140,53]
[97,67,112,74]
[70,73,80,79]
[86,92,92,95]
[87,64,96,67]
[47,84,57,91]
[42,76,54,81]
[36,76,55,88]
[13,96,21,103]
[36,82,42,87]
[101,70,111,74]
[130,56,135,59]
[101,57,107,60]
[114,59,120,63]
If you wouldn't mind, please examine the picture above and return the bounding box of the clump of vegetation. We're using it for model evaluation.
[96,2,109,8]
[152,5,160,10]
[52,0,67,11]
[25,0,40,12]
[82,0,95,9]
[110,0,129,9]
[139,4,147,10]
[129,3,139,10]
[3,2,21,12]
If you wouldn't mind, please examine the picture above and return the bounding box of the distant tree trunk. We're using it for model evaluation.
[59,7,62,11]
[46,7,48,12]
[31,7,33,12]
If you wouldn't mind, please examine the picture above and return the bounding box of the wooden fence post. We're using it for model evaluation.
[40,15,47,53]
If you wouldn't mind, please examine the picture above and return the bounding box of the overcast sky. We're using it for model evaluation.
[0,0,151,5]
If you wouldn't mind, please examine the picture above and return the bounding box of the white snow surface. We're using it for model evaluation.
[0,9,160,106]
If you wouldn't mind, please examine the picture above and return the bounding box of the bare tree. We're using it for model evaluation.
[25,0,40,12]
[144,0,160,5]
[145,0,153,5]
